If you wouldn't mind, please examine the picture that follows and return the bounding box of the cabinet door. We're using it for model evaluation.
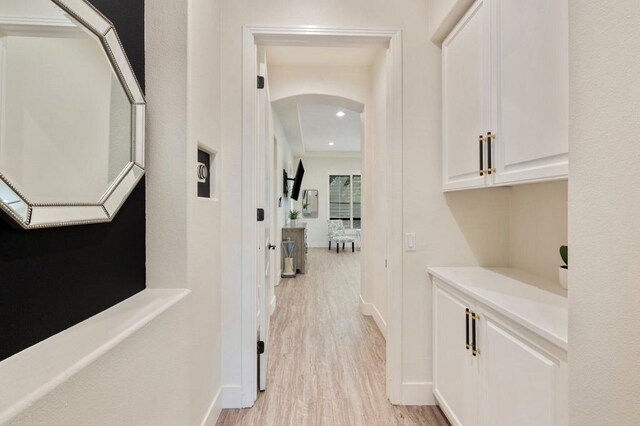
[492,0,569,184]
[433,283,477,425]
[442,0,491,191]
[480,316,561,426]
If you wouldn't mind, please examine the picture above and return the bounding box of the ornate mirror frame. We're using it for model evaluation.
[0,0,145,229]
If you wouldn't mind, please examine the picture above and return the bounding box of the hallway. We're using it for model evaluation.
[218,249,448,425]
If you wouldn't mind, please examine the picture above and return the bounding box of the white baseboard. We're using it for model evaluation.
[270,295,276,316]
[201,387,223,426]
[359,295,387,339]
[308,241,329,248]
[402,382,435,406]
[221,386,243,409]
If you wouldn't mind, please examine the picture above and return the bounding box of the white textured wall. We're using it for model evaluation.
[6,0,225,424]
[273,113,294,280]
[509,181,568,284]
[427,0,474,44]
[269,64,371,107]
[220,0,511,399]
[569,0,640,424]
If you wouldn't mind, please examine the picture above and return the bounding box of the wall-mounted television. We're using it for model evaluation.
[283,160,305,200]
[290,161,305,200]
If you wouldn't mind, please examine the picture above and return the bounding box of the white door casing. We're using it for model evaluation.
[241,26,403,406]
[256,49,273,392]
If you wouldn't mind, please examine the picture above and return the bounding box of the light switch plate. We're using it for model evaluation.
[405,233,416,251]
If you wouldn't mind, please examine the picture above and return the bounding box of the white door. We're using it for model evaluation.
[256,48,273,392]
[480,316,560,426]
[492,0,569,184]
[442,0,491,191]
[433,284,478,425]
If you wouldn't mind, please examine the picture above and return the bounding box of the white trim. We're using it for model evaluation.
[385,28,404,405]
[242,25,403,407]
[200,387,223,426]
[0,289,190,424]
[221,386,243,409]
[302,150,362,158]
[270,295,277,316]
[241,25,259,408]
[402,382,436,406]
[359,295,387,339]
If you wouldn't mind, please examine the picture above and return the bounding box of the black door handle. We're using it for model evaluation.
[268,244,276,250]
[479,135,484,176]
[487,132,493,175]
[465,308,471,350]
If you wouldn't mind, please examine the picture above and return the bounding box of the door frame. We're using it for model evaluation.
[241,25,403,407]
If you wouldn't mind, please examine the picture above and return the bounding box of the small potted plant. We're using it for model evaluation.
[289,209,300,226]
[559,245,568,289]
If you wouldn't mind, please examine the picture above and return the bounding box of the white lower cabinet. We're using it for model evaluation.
[433,280,567,425]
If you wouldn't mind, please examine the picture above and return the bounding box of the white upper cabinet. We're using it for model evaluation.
[442,0,568,191]
[442,0,491,191]
[492,0,569,184]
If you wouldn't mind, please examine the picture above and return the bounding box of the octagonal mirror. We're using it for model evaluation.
[0,0,145,229]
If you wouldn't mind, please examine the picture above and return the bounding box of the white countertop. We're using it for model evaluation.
[428,267,568,351]
[0,288,190,424]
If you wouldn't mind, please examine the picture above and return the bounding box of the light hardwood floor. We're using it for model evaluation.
[217,248,449,426]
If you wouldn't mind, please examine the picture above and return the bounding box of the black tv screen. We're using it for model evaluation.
[290,160,305,200]
[283,169,289,197]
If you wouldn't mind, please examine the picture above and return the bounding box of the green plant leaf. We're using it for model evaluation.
[560,245,568,267]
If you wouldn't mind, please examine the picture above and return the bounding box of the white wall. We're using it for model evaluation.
[269,64,371,106]
[509,181,568,283]
[427,0,474,44]
[569,0,640,423]
[292,156,361,247]
[273,113,294,280]
[6,0,225,424]
[220,0,512,404]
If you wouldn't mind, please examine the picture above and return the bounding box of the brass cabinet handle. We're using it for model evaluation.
[472,311,480,356]
[486,132,495,175]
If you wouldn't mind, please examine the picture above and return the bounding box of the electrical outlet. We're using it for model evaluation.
[405,233,416,252]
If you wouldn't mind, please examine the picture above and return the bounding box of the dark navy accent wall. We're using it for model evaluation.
[0,0,146,361]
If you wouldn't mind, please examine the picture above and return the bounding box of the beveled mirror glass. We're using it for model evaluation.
[302,189,318,218]
[0,0,145,229]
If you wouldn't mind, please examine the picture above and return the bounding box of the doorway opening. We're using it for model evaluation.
[240,26,403,408]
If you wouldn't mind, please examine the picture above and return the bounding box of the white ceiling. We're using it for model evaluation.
[274,100,361,157]
[299,104,361,152]
[266,45,383,68]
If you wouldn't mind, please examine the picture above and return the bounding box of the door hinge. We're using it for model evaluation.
[257,340,265,354]
[257,75,265,89]
[385,259,388,268]
[257,208,264,221]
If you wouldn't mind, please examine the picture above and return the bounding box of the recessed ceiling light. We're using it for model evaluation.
[329,142,335,146]
[336,111,345,118]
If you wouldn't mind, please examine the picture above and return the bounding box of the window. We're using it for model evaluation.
[329,174,361,229]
